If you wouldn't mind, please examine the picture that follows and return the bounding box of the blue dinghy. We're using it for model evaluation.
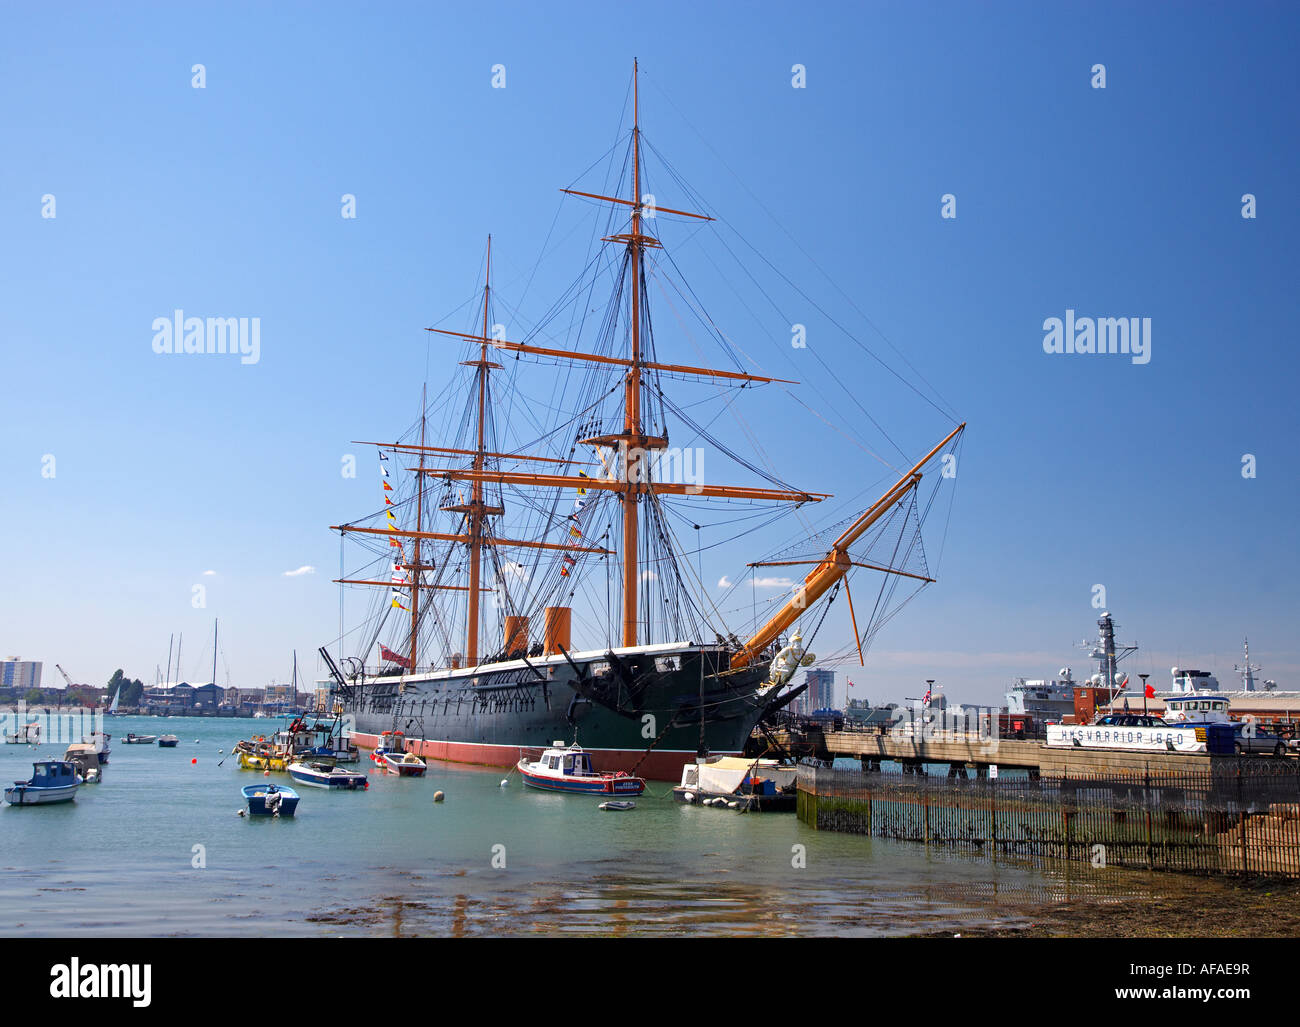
[241,783,300,816]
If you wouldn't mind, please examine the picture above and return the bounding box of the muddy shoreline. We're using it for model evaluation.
[916,877,1300,938]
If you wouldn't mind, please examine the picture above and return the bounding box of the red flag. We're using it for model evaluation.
[379,644,411,668]
[1145,682,1155,699]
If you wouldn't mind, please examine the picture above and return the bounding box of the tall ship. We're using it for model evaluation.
[321,64,964,780]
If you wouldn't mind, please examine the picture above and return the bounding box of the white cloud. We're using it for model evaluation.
[202,570,216,576]
[717,575,732,589]
[754,576,794,589]
[283,565,316,577]
[640,570,657,582]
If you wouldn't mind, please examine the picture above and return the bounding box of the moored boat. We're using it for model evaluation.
[2,723,41,745]
[288,760,368,790]
[673,755,798,811]
[157,735,180,748]
[241,783,300,816]
[4,760,80,805]
[124,733,157,744]
[517,744,645,796]
[63,743,104,783]
[379,750,427,777]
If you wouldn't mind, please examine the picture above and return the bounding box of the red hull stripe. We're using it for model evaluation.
[350,733,734,782]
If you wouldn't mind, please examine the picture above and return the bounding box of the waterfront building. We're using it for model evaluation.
[1,659,42,690]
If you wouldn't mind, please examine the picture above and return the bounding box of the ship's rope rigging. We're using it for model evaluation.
[637,74,960,424]
[334,71,965,673]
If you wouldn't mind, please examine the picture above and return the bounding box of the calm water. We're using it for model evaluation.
[0,716,1180,936]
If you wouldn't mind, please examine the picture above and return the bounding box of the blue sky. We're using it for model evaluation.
[1,1,1296,707]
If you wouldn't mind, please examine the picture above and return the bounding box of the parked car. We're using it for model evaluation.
[1233,722,1289,757]
[1094,714,1166,728]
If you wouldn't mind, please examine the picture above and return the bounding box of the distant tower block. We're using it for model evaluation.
[804,668,836,712]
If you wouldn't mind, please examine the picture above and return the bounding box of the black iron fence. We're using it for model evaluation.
[797,761,1300,878]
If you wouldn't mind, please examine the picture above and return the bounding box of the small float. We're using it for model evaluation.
[598,800,636,811]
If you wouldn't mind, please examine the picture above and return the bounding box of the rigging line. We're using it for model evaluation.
[645,265,822,539]
[721,218,959,426]
[667,225,903,472]
[641,125,951,447]
[930,433,964,577]
[704,227,909,465]
[645,487,723,636]
[638,77,959,422]
[653,389,802,493]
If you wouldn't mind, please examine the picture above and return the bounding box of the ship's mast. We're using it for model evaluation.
[622,63,646,647]
[467,237,492,664]
[1236,637,1261,691]
[410,385,426,670]
[415,64,826,654]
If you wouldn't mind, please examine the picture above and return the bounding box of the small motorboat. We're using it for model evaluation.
[64,743,105,783]
[288,761,368,790]
[82,731,111,764]
[2,723,41,745]
[379,751,427,777]
[672,756,798,812]
[156,735,180,748]
[4,760,80,805]
[598,800,636,811]
[517,744,645,796]
[123,733,158,744]
[241,783,300,817]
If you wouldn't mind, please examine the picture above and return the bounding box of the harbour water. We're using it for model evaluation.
[0,716,1197,936]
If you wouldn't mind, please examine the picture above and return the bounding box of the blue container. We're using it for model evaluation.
[1206,723,1235,755]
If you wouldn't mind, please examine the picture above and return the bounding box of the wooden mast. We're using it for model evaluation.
[729,423,965,669]
[466,236,492,665]
[622,60,644,648]
[410,385,425,671]
[412,61,820,653]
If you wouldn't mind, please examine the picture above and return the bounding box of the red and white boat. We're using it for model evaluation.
[517,744,645,796]
[379,750,427,777]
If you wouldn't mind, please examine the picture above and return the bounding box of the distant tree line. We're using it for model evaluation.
[6,669,146,707]
[106,669,145,706]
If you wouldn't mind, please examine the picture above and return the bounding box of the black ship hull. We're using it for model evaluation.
[342,643,776,781]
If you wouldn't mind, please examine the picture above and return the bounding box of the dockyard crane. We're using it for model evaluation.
[54,663,75,688]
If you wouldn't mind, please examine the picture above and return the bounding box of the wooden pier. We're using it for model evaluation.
[756,725,1227,778]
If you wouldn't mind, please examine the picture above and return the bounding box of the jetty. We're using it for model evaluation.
[755,723,1225,777]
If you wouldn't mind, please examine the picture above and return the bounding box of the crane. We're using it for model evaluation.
[54,663,75,689]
